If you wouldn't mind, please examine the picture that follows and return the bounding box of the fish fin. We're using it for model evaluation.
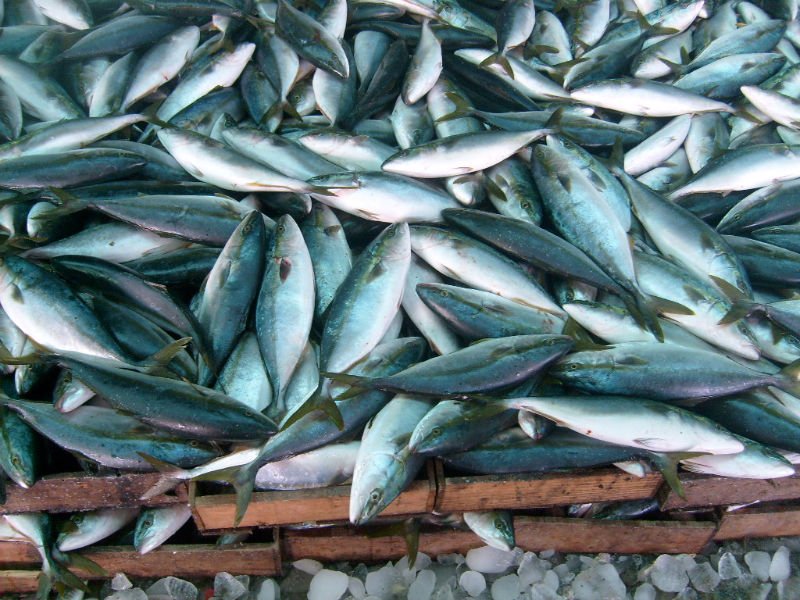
[0,341,44,365]
[777,359,800,396]
[650,452,704,499]
[717,300,761,325]
[633,437,668,450]
[544,106,565,133]
[608,136,625,169]
[137,453,186,500]
[435,92,475,123]
[45,549,92,594]
[280,391,345,431]
[53,548,108,577]
[142,114,175,130]
[562,317,606,350]
[483,175,507,202]
[625,292,665,341]
[657,57,686,76]
[708,275,749,303]
[282,100,303,121]
[309,185,338,197]
[232,465,257,527]
[648,295,695,316]
[479,53,515,79]
[364,516,419,561]
[140,337,192,372]
[525,44,560,59]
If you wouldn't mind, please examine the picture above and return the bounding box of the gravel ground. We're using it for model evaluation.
[46,537,800,600]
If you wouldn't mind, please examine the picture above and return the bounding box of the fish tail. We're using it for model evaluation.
[650,452,705,499]
[138,453,189,500]
[479,52,515,79]
[435,92,476,123]
[718,300,763,325]
[280,390,345,430]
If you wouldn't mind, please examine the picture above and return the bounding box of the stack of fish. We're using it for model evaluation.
[0,0,800,591]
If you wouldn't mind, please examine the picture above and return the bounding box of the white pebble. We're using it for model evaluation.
[648,554,689,593]
[459,570,486,597]
[771,546,792,582]
[348,577,366,600]
[145,576,198,600]
[552,564,574,585]
[530,584,561,600]
[746,551,773,582]
[571,563,626,600]
[293,559,324,575]
[518,552,549,586]
[718,552,742,580]
[539,550,556,559]
[491,574,520,600]
[633,582,656,600]
[365,564,400,598]
[542,570,560,592]
[688,562,720,593]
[112,574,132,592]
[308,569,348,600]
[255,580,278,600]
[466,546,517,574]
[105,591,147,600]
[213,573,247,600]
[408,570,436,600]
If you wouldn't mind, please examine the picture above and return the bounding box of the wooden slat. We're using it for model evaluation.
[715,506,800,541]
[283,527,494,562]
[0,570,40,593]
[1,473,187,514]
[436,470,664,512]
[660,473,800,510]
[0,541,39,565]
[513,517,717,554]
[194,480,434,531]
[281,515,717,562]
[0,543,280,579]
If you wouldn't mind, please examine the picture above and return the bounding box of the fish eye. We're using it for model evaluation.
[369,490,382,502]
[438,289,449,297]
[431,427,442,437]
[277,224,286,234]
[494,518,505,528]
[568,363,579,370]
[10,455,21,467]
[189,440,199,447]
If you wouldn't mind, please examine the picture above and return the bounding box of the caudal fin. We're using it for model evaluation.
[479,52,515,79]
[138,453,188,500]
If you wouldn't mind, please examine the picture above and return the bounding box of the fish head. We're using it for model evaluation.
[376,222,411,263]
[550,351,607,381]
[133,509,160,554]
[349,452,404,526]
[407,401,463,455]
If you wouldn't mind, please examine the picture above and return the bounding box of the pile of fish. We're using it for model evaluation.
[1,0,800,591]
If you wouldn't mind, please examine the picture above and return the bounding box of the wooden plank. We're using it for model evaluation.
[513,517,717,554]
[436,470,664,512]
[0,570,40,593]
[282,515,717,561]
[0,541,39,565]
[282,527,484,563]
[660,473,800,510]
[1,473,187,514]
[194,480,434,531]
[715,506,800,541]
[0,542,280,579]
